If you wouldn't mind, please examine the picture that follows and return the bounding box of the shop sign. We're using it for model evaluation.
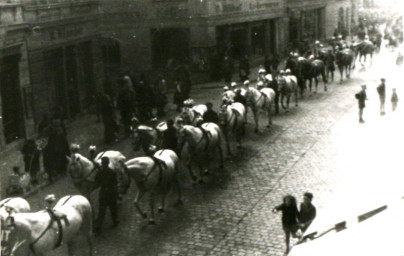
[155,6,188,18]
[249,0,280,11]
[213,0,281,15]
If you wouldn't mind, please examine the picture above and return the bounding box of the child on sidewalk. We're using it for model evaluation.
[273,195,300,255]
[391,88,399,112]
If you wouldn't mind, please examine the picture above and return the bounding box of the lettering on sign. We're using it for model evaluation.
[156,7,188,18]
[249,1,280,10]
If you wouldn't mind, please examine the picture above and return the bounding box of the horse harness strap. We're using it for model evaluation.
[144,156,167,185]
[0,198,12,208]
[29,209,70,253]
[196,127,211,151]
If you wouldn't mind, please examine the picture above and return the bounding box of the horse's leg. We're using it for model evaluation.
[281,94,286,110]
[174,172,183,204]
[217,135,224,168]
[314,78,318,93]
[253,110,259,133]
[295,89,299,107]
[133,190,147,219]
[267,104,273,127]
[339,66,343,83]
[158,193,166,213]
[224,129,232,158]
[286,96,290,112]
[187,159,197,184]
[322,70,328,91]
[148,192,155,224]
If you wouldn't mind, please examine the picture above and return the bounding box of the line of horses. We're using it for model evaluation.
[0,37,380,256]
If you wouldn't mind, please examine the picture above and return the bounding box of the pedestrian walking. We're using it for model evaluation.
[202,102,219,124]
[391,88,399,112]
[273,195,300,255]
[298,192,316,233]
[94,157,119,234]
[162,119,177,152]
[21,139,41,185]
[355,85,367,123]
[377,78,386,115]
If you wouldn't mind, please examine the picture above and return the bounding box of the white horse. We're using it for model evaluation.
[181,104,208,126]
[125,149,182,224]
[218,102,246,156]
[0,198,30,218]
[1,195,93,256]
[278,75,299,112]
[66,150,128,201]
[176,121,224,184]
[245,86,276,133]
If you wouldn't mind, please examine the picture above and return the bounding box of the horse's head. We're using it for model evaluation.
[66,154,86,182]
[1,214,29,256]
[131,126,155,152]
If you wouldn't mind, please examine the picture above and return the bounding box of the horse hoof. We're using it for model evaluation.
[158,208,165,213]
[149,219,155,225]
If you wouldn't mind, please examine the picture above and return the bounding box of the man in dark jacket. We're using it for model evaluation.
[299,192,316,233]
[377,78,386,115]
[94,157,119,234]
[202,102,219,124]
[21,139,40,185]
[355,85,367,123]
[163,119,177,152]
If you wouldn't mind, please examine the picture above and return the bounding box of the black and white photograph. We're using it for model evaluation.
[1,0,403,255]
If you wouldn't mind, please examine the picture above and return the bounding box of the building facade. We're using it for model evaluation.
[0,1,30,150]
[100,0,287,78]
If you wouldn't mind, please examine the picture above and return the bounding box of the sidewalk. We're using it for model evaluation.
[0,65,263,199]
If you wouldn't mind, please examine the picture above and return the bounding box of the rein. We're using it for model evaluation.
[0,198,12,208]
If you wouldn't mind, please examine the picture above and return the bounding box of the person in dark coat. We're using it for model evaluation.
[325,50,336,82]
[239,55,250,82]
[101,94,118,144]
[355,85,368,123]
[273,195,300,254]
[173,80,186,112]
[377,78,386,115]
[38,114,51,138]
[299,192,316,233]
[21,139,40,185]
[202,102,219,124]
[162,119,177,152]
[264,55,272,75]
[234,89,247,107]
[391,88,399,112]
[223,55,234,85]
[117,76,137,136]
[153,77,168,118]
[46,119,70,176]
[94,157,119,234]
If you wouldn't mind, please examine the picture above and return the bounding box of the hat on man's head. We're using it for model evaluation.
[381,78,386,82]
[361,84,367,88]
[223,86,230,91]
[231,82,237,87]
[257,81,264,87]
[258,68,266,74]
[243,80,250,85]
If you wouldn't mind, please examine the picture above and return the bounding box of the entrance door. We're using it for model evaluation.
[230,27,247,59]
[251,25,265,56]
[65,45,80,118]
[44,49,68,118]
[152,28,190,70]
[0,55,25,143]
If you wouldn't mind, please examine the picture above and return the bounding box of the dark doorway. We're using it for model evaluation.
[230,27,247,59]
[44,49,68,118]
[78,41,95,108]
[251,24,265,56]
[269,19,277,54]
[0,55,25,143]
[65,45,80,118]
[152,28,190,69]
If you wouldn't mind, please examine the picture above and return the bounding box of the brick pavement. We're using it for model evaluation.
[4,47,403,256]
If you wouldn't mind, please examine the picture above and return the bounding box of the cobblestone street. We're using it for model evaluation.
[9,46,404,256]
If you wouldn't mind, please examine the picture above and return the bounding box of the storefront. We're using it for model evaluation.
[287,0,326,47]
